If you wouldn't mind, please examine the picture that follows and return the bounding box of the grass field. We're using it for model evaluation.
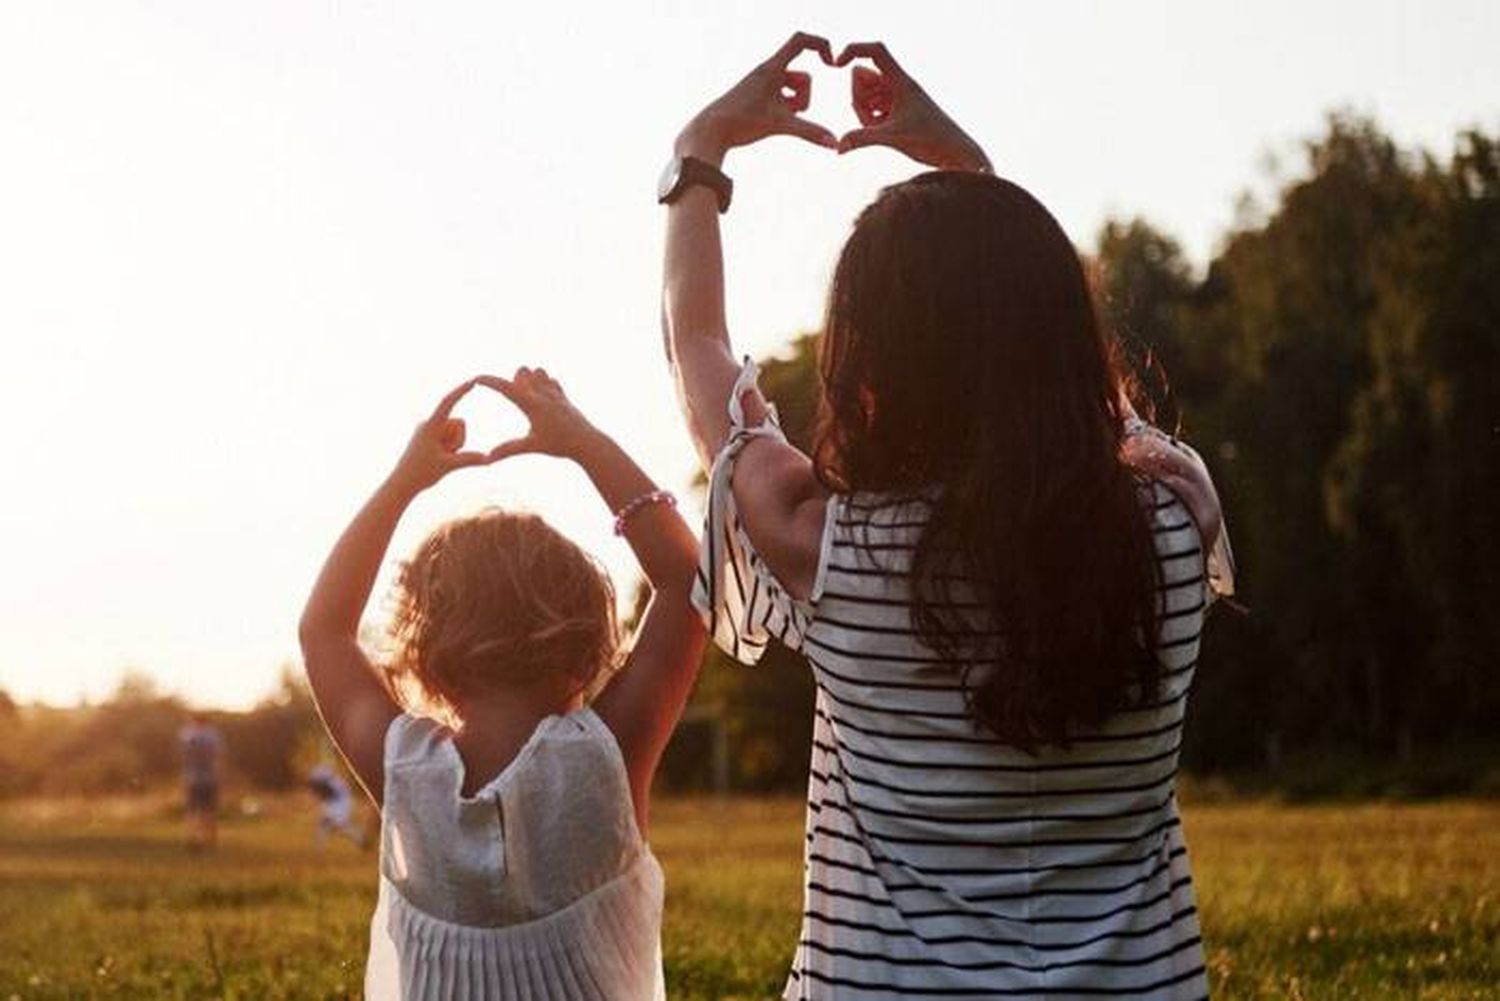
[1,795,1496,999]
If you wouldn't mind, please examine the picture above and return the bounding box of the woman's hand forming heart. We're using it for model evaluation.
[386,379,506,495]
[475,367,602,463]
[835,41,991,173]
[675,32,840,165]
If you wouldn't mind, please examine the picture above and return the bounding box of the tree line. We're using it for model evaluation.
[0,671,324,798]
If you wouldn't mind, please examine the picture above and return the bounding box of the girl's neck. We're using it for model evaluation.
[448,685,585,797]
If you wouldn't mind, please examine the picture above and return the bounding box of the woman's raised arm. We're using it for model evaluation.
[661,36,993,600]
[661,32,837,470]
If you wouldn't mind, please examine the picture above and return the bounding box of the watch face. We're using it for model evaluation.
[657,157,684,202]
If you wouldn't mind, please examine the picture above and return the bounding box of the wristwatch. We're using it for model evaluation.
[657,155,733,213]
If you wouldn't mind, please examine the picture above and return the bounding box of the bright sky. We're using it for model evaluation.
[3,1,1497,708]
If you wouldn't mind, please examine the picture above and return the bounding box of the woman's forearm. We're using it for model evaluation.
[661,129,744,470]
[663,129,729,343]
[299,477,415,643]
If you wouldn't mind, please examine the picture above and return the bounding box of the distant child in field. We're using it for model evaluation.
[299,368,704,1000]
[306,762,367,849]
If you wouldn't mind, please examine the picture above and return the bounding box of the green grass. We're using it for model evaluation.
[1,795,1496,998]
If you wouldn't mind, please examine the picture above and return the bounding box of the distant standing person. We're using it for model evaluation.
[179,713,221,851]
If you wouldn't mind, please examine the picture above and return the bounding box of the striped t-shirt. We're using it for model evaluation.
[693,367,1224,1000]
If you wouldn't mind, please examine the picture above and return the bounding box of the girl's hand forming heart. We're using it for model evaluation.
[475,368,602,463]
[387,379,505,494]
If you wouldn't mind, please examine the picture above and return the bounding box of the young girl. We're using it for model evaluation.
[298,367,703,1000]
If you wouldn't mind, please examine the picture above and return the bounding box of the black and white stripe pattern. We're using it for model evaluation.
[691,366,1212,999]
[698,490,1209,996]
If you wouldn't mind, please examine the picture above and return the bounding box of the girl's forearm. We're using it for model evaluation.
[572,429,698,591]
[299,476,416,642]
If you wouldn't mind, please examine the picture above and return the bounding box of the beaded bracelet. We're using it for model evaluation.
[613,489,677,536]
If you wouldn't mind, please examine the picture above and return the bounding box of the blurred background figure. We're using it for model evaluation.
[306,761,366,849]
[178,712,221,851]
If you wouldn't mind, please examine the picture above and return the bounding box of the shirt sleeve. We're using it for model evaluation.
[690,358,832,664]
[1123,417,1236,601]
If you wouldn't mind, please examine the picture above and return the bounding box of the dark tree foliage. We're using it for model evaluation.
[1097,115,1500,784]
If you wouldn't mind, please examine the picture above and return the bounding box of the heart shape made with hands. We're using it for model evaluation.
[773,36,907,155]
[439,379,533,461]
[425,367,590,472]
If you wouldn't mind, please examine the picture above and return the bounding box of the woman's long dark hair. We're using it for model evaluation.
[814,172,1161,751]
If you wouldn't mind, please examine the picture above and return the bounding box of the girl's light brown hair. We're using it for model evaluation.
[384,509,618,717]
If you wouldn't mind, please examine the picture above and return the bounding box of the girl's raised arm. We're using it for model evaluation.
[298,380,499,803]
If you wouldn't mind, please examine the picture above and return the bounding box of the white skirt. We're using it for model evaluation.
[365,849,666,1001]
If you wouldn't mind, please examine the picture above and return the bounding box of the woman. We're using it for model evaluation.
[661,33,1232,999]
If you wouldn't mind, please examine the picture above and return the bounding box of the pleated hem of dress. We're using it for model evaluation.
[366,849,665,1001]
